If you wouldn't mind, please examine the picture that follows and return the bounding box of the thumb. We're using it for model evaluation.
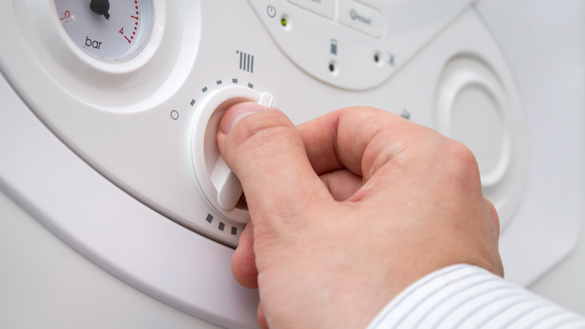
[217,102,330,225]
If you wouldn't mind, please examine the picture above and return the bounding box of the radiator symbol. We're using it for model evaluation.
[237,50,254,73]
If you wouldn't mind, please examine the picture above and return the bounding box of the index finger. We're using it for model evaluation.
[297,107,433,181]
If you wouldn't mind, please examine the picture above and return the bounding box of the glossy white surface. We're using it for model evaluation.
[249,0,474,89]
[475,0,584,286]
[336,0,384,37]
[0,191,221,329]
[1,0,583,327]
[434,56,526,230]
[287,0,336,19]
[530,214,585,316]
[474,0,585,316]
[0,73,259,328]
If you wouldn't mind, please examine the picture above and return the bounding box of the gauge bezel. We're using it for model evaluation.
[53,0,164,73]
[5,0,200,111]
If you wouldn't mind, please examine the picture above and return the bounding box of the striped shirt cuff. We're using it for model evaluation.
[366,264,585,329]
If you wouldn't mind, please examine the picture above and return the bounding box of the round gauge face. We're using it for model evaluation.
[55,0,153,62]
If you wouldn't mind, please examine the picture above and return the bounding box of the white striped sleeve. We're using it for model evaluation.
[366,264,585,329]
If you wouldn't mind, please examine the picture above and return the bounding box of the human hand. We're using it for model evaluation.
[216,103,503,329]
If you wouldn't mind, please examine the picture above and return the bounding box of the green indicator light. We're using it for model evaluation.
[281,17,287,27]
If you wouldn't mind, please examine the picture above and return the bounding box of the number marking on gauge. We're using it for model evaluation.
[55,0,152,62]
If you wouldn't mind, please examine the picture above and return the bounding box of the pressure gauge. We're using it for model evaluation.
[55,0,153,62]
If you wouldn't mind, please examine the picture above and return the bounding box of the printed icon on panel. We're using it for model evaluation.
[330,39,338,55]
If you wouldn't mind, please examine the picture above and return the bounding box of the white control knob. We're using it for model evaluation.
[191,86,275,224]
[210,155,243,211]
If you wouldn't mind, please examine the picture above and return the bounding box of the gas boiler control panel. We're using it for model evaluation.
[0,0,481,247]
[2,0,583,328]
[249,0,475,90]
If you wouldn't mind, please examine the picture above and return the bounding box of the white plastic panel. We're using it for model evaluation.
[0,191,222,329]
[434,57,526,230]
[0,72,259,328]
[288,0,336,19]
[336,0,385,38]
[247,0,474,90]
[1,2,583,328]
[0,0,481,247]
[474,0,584,286]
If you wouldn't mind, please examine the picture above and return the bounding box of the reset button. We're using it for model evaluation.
[337,0,384,38]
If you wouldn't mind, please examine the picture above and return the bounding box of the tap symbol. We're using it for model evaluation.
[330,39,338,55]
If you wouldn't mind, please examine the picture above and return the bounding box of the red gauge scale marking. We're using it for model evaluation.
[121,2,140,43]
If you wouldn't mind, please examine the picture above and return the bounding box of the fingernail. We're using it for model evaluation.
[220,102,268,134]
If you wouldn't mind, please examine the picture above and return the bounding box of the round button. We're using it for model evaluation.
[449,80,510,187]
[435,57,526,230]
[190,86,275,224]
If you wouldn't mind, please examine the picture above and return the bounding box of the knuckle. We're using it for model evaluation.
[445,140,479,173]
[484,197,501,233]
[433,139,483,191]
